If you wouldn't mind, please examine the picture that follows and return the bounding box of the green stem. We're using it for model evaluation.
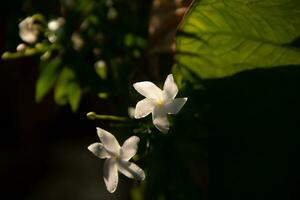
[86,112,128,121]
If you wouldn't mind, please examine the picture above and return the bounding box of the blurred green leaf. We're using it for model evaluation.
[130,180,146,200]
[124,34,135,47]
[54,67,82,112]
[124,33,147,47]
[68,81,82,112]
[98,92,108,99]
[35,57,61,102]
[94,60,107,79]
[175,0,300,79]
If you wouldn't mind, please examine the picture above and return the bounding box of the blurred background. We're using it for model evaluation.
[1,0,300,200]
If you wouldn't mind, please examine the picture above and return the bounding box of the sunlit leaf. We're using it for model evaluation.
[175,0,300,79]
[35,57,61,102]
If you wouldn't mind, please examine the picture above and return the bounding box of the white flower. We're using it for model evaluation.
[127,107,136,119]
[19,17,39,44]
[88,127,145,193]
[94,60,106,69]
[71,33,84,50]
[94,60,107,79]
[133,74,187,133]
[16,43,27,51]
[47,17,65,43]
[48,17,65,32]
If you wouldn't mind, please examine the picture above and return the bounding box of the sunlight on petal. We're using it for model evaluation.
[152,107,170,133]
[87,143,110,159]
[96,127,121,156]
[133,81,162,99]
[103,158,118,193]
[163,74,178,100]
[134,98,155,119]
[118,160,145,181]
[120,136,140,161]
[166,97,188,114]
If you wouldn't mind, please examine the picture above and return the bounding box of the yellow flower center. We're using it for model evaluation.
[156,99,164,106]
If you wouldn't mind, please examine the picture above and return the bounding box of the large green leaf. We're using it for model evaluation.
[54,67,82,112]
[175,0,300,79]
[35,58,61,102]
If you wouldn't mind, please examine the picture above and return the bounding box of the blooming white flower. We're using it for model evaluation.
[88,127,145,193]
[48,17,65,32]
[47,17,65,43]
[133,74,187,133]
[19,17,39,44]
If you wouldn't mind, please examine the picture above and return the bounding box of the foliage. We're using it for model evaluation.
[2,0,300,199]
[3,0,149,112]
[175,0,300,79]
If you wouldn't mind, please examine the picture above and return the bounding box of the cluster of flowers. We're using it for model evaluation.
[16,15,106,80]
[17,15,65,51]
[88,74,187,193]
[18,15,187,194]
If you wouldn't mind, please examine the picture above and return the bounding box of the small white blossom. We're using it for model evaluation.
[94,60,106,69]
[48,17,65,32]
[47,17,65,43]
[127,107,136,119]
[94,60,107,79]
[133,74,187,133]
[88,127,145,193]
[19,17,39,44]
[71,33,84,50]
[16,43,27,51]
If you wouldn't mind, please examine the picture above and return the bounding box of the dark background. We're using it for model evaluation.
[1,1,300,200]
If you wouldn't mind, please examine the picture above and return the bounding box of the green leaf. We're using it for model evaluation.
[175,0,300,79]
[54,67,82,112]
[35,58,61,102]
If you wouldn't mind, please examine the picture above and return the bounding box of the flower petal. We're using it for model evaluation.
[163,74,178,100]
[133,81,162,99]
[103,158,119,193]
[118,160,145,181]
[96,127,121,156]
[152,107,170,133]
[120,136,140,161]
[134,98,155,119]
[19,17,38,44]
[20,32,37,44]
[165,98,188,114]
[87,143,110,159]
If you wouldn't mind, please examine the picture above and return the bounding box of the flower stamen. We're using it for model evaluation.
[156,99,164,106]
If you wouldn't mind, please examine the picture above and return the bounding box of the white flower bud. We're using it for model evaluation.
[19,17,39,44]
[16,43,27,51]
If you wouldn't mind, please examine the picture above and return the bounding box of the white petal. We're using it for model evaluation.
[103,158,118,193]
[96,127,121,156]
[163,74,178,100]
[133,81,162,99]
[87,143,110,159]
[165,98,188,114]
[120,136,140,161]
[19,18,38,44]
[127,107,135,119]
[152,107,170,133]
[118,160,145,181]
[16,43,27,52]
[20,31,37,44]
[134,98,155,119]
